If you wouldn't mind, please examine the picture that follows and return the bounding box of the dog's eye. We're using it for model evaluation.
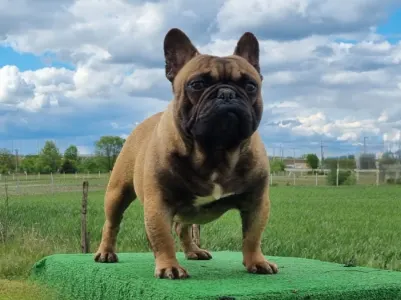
[245,82,257,93]
[188,80,205,91]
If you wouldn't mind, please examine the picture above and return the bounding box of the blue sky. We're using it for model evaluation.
[376,7,401,43]
[0,46,45,71]
[1,0,401,158]
[0,47,75,71]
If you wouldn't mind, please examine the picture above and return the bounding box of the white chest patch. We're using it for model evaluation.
[193,183,234,207]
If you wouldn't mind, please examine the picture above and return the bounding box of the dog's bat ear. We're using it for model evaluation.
[234,32,262,78]
[164,28,199,83]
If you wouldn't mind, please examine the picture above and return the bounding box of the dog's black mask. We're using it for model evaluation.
[183,74,261,152]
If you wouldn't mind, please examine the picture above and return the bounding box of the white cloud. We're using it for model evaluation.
[215,0,398,39]
[0,65,34,105]
[0,0,400,155]
[321,70,390,86]
[383,130,401,142]
[378,111,389,123]
[121,68,167,95]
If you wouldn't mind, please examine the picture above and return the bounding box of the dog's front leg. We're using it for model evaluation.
[239,184,279,275]
[144,194,189,279]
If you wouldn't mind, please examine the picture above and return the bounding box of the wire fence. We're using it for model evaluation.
[1,166,400,197]
[271,167,401,186]
[0,172,110,197]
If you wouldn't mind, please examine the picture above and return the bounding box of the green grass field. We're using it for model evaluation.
[1,185,401,299]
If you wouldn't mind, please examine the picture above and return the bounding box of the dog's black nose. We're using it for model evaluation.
[217,87,236,101]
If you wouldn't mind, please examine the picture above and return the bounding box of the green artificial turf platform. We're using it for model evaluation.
[30,251,401,300]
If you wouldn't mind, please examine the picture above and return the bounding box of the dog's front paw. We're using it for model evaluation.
[94,248,118,263]
[185,248,212,260]
[243,254,278,274]
[155,261,190,279]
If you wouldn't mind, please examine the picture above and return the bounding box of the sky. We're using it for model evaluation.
[1,0,401,158]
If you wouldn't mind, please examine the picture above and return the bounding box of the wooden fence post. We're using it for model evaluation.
[81,181,90,253]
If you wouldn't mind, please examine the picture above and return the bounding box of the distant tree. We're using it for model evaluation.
[324,157,356,170]
[378,151,398,169]
[20,155,40,174]
[0,148,14,174]
[325,155,356,186]
[95,136,125,171]
[77,156,107,173]
[305,153,319,170]
[395,149,401,161]
[381,151,395,159]
[270,159,286,173]
[60,159,77,174]
[64,145,78,161]
[342,157,357,169]
[37,141,62,173]
[60,145,79,174]
[326,169,356,186]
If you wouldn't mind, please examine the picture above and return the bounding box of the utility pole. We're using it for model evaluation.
[280,144,283,161]
[15,149,19,173]
[320,140,326,171]
[398,133,401,161]
[383,139,386,154]
[291,148,296,168]
[363,136,368,154]
[395,134,401,161]
[336,156,340,186]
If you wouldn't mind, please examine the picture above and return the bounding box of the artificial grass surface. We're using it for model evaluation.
[30,251,401,300]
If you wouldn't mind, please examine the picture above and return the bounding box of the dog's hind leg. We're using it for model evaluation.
[94,180,135,263]
[174,223,212,260]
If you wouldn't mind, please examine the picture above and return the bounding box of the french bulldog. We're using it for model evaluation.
[94,28,278,280]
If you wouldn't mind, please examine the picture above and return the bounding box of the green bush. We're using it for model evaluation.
[387,178,395,184]
[344,172,357,185]
[306,153,319,169]
[306,170,325,175]
[386,178,401,185]
[326,169,356,186]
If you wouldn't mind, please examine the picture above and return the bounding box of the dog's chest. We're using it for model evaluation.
[193,172,234,207]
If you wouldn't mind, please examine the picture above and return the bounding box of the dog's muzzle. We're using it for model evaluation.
[191,86,253,150]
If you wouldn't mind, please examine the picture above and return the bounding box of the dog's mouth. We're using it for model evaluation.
[187,86,255,150]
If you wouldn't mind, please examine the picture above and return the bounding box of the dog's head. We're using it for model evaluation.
[164,28,263,152]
